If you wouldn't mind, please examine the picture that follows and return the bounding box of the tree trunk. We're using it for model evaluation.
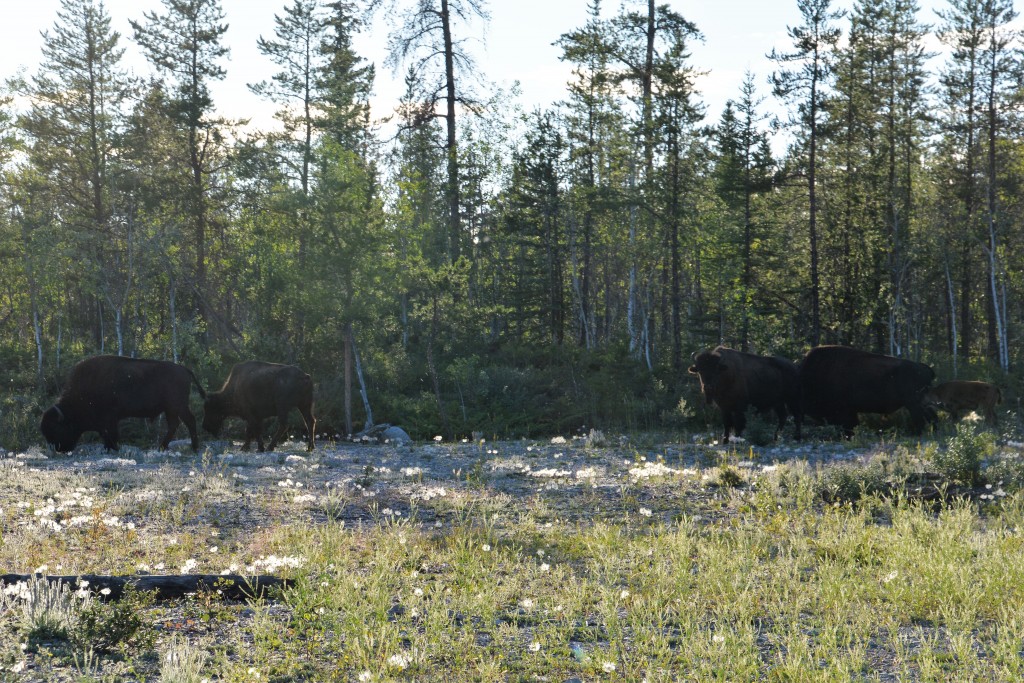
[808,48,821,347]
[1,573,290,602]
[350,325,374,431]
[440,0,461,263]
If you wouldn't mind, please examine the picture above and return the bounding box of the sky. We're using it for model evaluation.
[0,0,950,135]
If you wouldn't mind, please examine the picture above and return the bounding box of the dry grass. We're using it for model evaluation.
[0,432,1023,680]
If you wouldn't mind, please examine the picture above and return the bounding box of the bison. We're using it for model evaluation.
[202,361,316,452]
[688,346,802,442]
[40,355,206,453]
[799,345,935,437]
[925,380,1002,425]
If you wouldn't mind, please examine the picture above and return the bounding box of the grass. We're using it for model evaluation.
[1,430,1024,680]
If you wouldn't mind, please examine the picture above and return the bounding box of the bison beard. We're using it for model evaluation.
[688,346,802,442]
[202,360,316,452]
[40,356,205,452]
[799,345,936,437]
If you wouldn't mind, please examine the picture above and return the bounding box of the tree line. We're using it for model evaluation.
[0,0,1021,446]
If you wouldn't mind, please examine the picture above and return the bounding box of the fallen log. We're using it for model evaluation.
[0,573,292,601]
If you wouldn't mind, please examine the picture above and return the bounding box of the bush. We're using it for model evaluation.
[71,585,156,655]
[932,422,991,488]
[743,411,778,447]
[816,462,891,504]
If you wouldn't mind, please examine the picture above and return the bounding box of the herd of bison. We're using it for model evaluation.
[689,345,1002,442]
[32,345,1002,454]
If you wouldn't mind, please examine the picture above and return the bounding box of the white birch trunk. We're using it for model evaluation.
[945,260,958,378]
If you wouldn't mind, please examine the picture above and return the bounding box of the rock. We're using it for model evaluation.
[352,423,412,444]
[382,426,412,444]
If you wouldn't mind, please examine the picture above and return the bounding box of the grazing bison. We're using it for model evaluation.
[799,345,935,437]
[925,380,1002,425]
[203,361,316,452]
[688,346,802,441]
[40,356,205,453]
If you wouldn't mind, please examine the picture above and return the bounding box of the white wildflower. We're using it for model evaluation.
[388,652,412,669]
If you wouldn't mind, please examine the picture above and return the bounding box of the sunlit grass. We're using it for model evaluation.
[2,434,1024,679]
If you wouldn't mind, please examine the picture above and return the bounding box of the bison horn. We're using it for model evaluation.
[53,405,65,421]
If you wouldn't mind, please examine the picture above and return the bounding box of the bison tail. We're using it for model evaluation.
[996,387,1003,405]
[187,368,207,398]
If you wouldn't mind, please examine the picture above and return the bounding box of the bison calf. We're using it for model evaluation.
[203,361,316,452]
[688,346,802,442]
[925,380,1002,425]
[40,355,205,453]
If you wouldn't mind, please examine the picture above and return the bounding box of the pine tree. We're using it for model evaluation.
[131,0,230,339]
[714,73,773,352]
[770,0,843,346]
[386,0,490,265]
[20,0,131,355]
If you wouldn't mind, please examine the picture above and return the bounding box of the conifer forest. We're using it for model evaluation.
[2,0,1023,446]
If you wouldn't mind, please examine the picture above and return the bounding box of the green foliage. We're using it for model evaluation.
[742,411,778,447]
[71,585,156,655]
[0,390,46,453]
[932,423,992,488]
[817,461,892,504]
[716,464,744,488]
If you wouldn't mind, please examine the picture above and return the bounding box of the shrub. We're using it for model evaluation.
[932,422,991,488]
[160,636,209,683]
[817,462,890,504]
[71,585,156,655]
[14,578,80,647]
[743,411,778,447]
[717,465,744,488]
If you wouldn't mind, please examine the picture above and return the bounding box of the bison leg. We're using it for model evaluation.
[724,409,746,441]
[907,403,933,435]
[772,406,787,440]
[267,413,290,452]
[100,420,120,451]
[181,409,200,451]
[161,413,181,450]
[298,403,316,452]
[244,420,265,452]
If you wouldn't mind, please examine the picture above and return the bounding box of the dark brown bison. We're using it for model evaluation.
[202,361,316,452]
[799,345,935,437]
[688,346,802,441]
[925,380,1002,425]
[40,355,206,453]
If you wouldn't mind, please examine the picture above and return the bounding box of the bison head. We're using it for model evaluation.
[40,405,82,453]
[202,394,227,436]
[688,351,726,404]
